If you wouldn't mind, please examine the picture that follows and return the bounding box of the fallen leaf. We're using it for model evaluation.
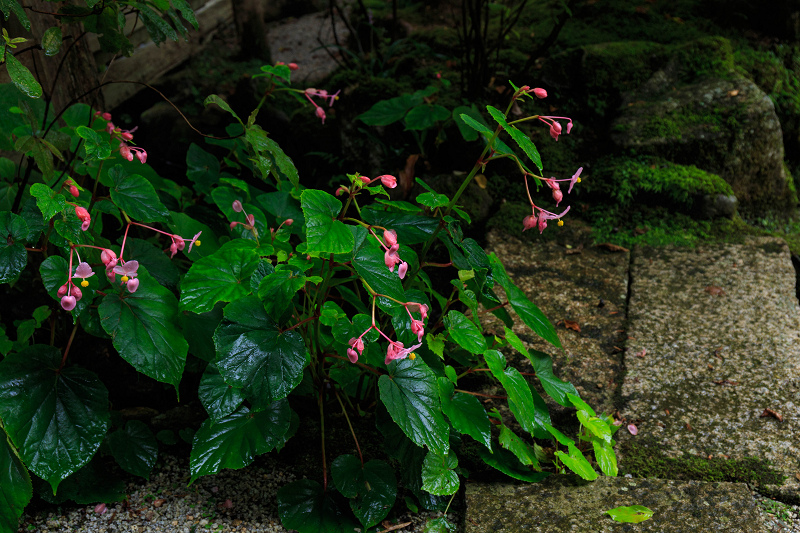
[760,408,783,422]
[564,319,581,332]
[795,473,800,482]
[665,409,670,415]
[728,89,740,97]
[153,499,166,508]
[474,173,487,188]
[597,242,629,252]
[627,424,638,435]
[704,286,725,296]
[635,348,646,358]
[685,422,693,431]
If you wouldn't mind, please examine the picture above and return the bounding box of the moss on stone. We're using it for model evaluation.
[620,439,787,489]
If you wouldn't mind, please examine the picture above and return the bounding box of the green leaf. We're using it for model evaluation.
[331,455,397,528]
[0,426,32,533]
[180,243,260,313]
[438,378,493,448]
[123,237,180,289]
[41,26,61,56]
[75,125,111,161]
[568,392,596,417]
[5,52,41,98]
[277,478,359,533]
[106,420,158,479]
[198,361,244,422]
[0,0,30,30]
[379,358,448,456]
[444,310,486,354]
[214,295,307,404]
[256,191,305,234]
[99,268,188,388]
[490,254,560,348]
[486,105,542,171]
[29,183,66,222]
[416,191,450,209]
[424,516,457,533]
[504,328,576,405]
[421,450,459,495]
[499,425,539,467]
[185,143,220,194]
[0,345,109,493]
[204,94,241,124]
[108,165,169,222]
[484,350,550,438]
[476,441,550,483]
[458,112,493,137]
[37,456,125,504]
[352,238,406,302]
[593,439,618,477]
[606,505,654,523]
[257,267,306,321]
[358,93,421,126]
[404,104,450,131]
[361,206,439,245]
[258,132,300,192]
[168,212,219,259]
[555,444,598,481]
[453,106,486,142]
[189,402,291,483]
[301,189,353,255]
[0,211,28,283]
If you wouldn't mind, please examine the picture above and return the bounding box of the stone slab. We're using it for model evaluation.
[620,238,800,496]
[484,228,628,413]
[465,476,765,532]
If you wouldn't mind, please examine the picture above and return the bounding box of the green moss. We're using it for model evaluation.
[673,36,735,82]
[620,440,787,491]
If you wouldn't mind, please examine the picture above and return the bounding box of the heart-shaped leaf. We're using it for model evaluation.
[0,211,28,283]
[214,295,307,404]
[108,165,169,222]
[277,478,360,533]
[180,242,260,313]
[331,454,397,528]
[0,345,109,493]
[0,426,32,533]
[29,183,66,221]
[198,362,245,422]
[421,450,459,495]
[352,238,406,302]
[106,420,158,479]
[379,358,448,456]
[99,268,188,388]
[606,505,654,523]
[301,189,354,255]
[189,402,291,483]
[257,267,307,320]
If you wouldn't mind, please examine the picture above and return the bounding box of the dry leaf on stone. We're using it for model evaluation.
[597,242,629,252]
[760,408,783,422]
[704,285,725,296]
[728,89,740,97]
[563,319,581,332]
[627,424,638,435]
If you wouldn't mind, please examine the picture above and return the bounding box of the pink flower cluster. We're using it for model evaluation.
[336,174,397,197]
[94,110,147,164]
[347,301,428,365]
[522,168,582,234]
[304,87,341,124]
[376,228,408,279]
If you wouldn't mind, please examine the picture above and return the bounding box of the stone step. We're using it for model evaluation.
[465,476,766,532]
[619,237,800,499]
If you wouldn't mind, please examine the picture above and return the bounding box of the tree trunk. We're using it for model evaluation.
[232,0,271,62]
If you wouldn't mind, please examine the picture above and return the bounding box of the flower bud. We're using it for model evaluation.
[120,131,134,141]
[347,348,358,363]
[61,295,77,311]
[127,278,140,293]
[71,286,82,301]
[523,214,537,232]
[101,113,112,121]
[230,221,239,230]
[169,242,178,257]
[315,106,326,123]
[101,249,117,267]
[246,214,255,226]
[335,186,348,196]
[552,188,563,206]
[288,62,299,70]
[106,268,115,282]
[232,200,243,212]
[384,229,398,247]
[398,261,408,279]
[173,236,186,251]
[378,175,397,188]
[69,185,79,198]
[135,150,147,164]
[533,88,547,99]
[284,219,293,226]
[57,283,69,297]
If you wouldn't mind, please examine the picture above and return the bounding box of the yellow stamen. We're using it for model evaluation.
[577,177,582,183]
[121,275,129,283]
[409,353,417,360]
[194,240,201,247]
[557,219,564,227]
[80,280,89,288]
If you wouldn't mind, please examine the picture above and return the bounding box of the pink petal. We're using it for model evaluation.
[627,424,638,436]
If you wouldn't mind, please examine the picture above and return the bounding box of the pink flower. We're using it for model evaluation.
[347,336,365,363]
[232,200,243,213]
[119,143,133,161]
[315,106,326,124]
[74,262,95,280]
[335,186,348,196]
[187,232,202,253]
[533,88,547,99]
[385,244,401,271]
[127,278,140,293]
[522,214,537,231]
[378,175,397,189]
[61,295,76,311]
[69,185,79,198]
[549,121,562,140]
[71,285,82,301]
[94,503,107,515]
[627,424,638,436]
[568,167,582,194]
[57,283,69,297]
[411,319,424,342]
[288,63,299,71]
[406,302,428,320]
[384,229,398,247]
[385,341,423,365]
[398,261,408,279]
[552,188,563,206]
[114,260,139,279]
[74,206,91,231]
[106,122,116,134]
[101,249,117,268]
[535,205,571,234]
[135,149,147,164]
[284,219,293,226]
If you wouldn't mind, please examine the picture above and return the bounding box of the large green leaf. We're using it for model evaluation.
[421,450,459,495]
[498,425,539,468]
[5,52,42,98]
[106,420,158,479]
[352,238,405,302]
[331,454,397,528]
[378,358,448,456]
[108,165,169,222]
[185,143,220,194]
[0,426,32,533]
[198,362,244,422]
[301,189,354,255]
[214,295,307,404]
[257,267,306,320]
[29,183,66,221]
[405,104,450,131]
[360,206,440,245]
[486,105,542,171]
[99,268,188,388]
[41,26,62,56]
[123,237,180,289]
[0,211,28,283]
[443,310,486,354]
[0,345,109,493]
[180,242,260,313]
[593,439,618,477]
[476,442,550,483]
[606,505,654,523]
[255,191,304,235]
[484,350,550,438]
[490,253,560,348]
[555,444,598,481]
[437,378,491,449]
[277,478,360,533]
[358,93,421,126]
[189,401,290,483]
[504,327,577,405]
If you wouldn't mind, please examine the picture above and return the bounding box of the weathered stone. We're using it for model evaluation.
[465,476,766,532]
[620,237,800,499]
